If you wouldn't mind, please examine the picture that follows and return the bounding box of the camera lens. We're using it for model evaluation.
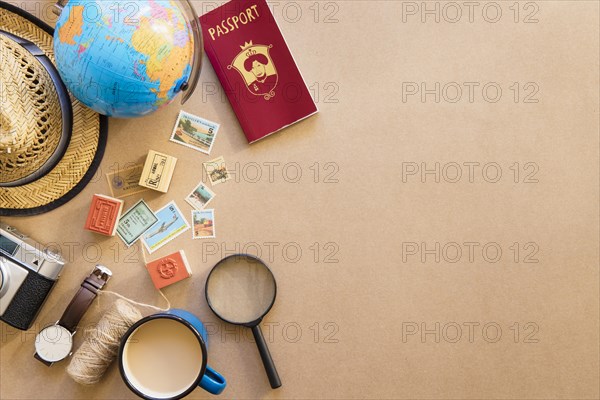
[0,257,9,296]
[0,260,4,291]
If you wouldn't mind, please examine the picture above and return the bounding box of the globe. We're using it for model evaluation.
[53,0,197,118]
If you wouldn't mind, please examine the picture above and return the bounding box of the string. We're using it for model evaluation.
[96,242,171,311]
[66,299,143,385]
[67,242,171,384]
[98,290,170,312]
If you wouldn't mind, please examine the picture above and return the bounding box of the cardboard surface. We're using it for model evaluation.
[1,1,599,399]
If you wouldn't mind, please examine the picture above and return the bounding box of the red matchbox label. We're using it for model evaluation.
[84,194,124,236]
[200,0,318,143]
[145,250,192,289]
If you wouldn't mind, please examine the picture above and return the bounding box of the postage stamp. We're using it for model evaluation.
[203,156,230,185]
[106,164,149,199]
[142,201,190,254]
[170,111,220,155]
[117,200,159,247]
[192,209,216,239]
[185,181,216,210]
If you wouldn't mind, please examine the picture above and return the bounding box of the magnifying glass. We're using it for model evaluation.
[205,254,281,389]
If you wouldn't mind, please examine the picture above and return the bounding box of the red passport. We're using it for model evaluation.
[200,0,318,143]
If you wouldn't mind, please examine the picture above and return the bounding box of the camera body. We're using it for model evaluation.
[0,223,65,330]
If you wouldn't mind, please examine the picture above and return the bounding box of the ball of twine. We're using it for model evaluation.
[66,245,171,385]
[66,299,143,385]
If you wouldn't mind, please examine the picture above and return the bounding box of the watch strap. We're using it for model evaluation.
[34,351,53,367]
[58,265,111,333]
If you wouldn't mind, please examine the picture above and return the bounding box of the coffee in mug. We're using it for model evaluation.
[119,310,226,399]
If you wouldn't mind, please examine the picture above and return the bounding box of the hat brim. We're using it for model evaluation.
[0,1,107,216]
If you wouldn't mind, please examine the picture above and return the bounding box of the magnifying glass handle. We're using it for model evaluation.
[251,325,282,389]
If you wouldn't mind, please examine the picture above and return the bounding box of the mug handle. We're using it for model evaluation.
[199,365,226,395]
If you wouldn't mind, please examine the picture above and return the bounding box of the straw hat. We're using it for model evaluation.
[0,1,107,216]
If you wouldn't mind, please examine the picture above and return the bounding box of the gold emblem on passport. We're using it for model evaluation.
[228,41,278,100]
[157,258,179,279]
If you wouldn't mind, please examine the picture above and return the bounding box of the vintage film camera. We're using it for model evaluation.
[0,223,65,330]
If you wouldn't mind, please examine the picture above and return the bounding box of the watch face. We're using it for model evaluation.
[35,325,73,362]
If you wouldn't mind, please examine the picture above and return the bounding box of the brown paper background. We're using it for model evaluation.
[1,1,598,399]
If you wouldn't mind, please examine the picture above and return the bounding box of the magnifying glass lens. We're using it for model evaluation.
[206,255,276,324]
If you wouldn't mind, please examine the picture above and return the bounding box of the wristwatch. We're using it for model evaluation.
[34,265,112,366]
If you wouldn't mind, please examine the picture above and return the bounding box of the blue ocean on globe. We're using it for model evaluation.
[53,0,194,118]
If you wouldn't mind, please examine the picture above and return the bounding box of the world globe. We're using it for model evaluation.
[53,0,200,118]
